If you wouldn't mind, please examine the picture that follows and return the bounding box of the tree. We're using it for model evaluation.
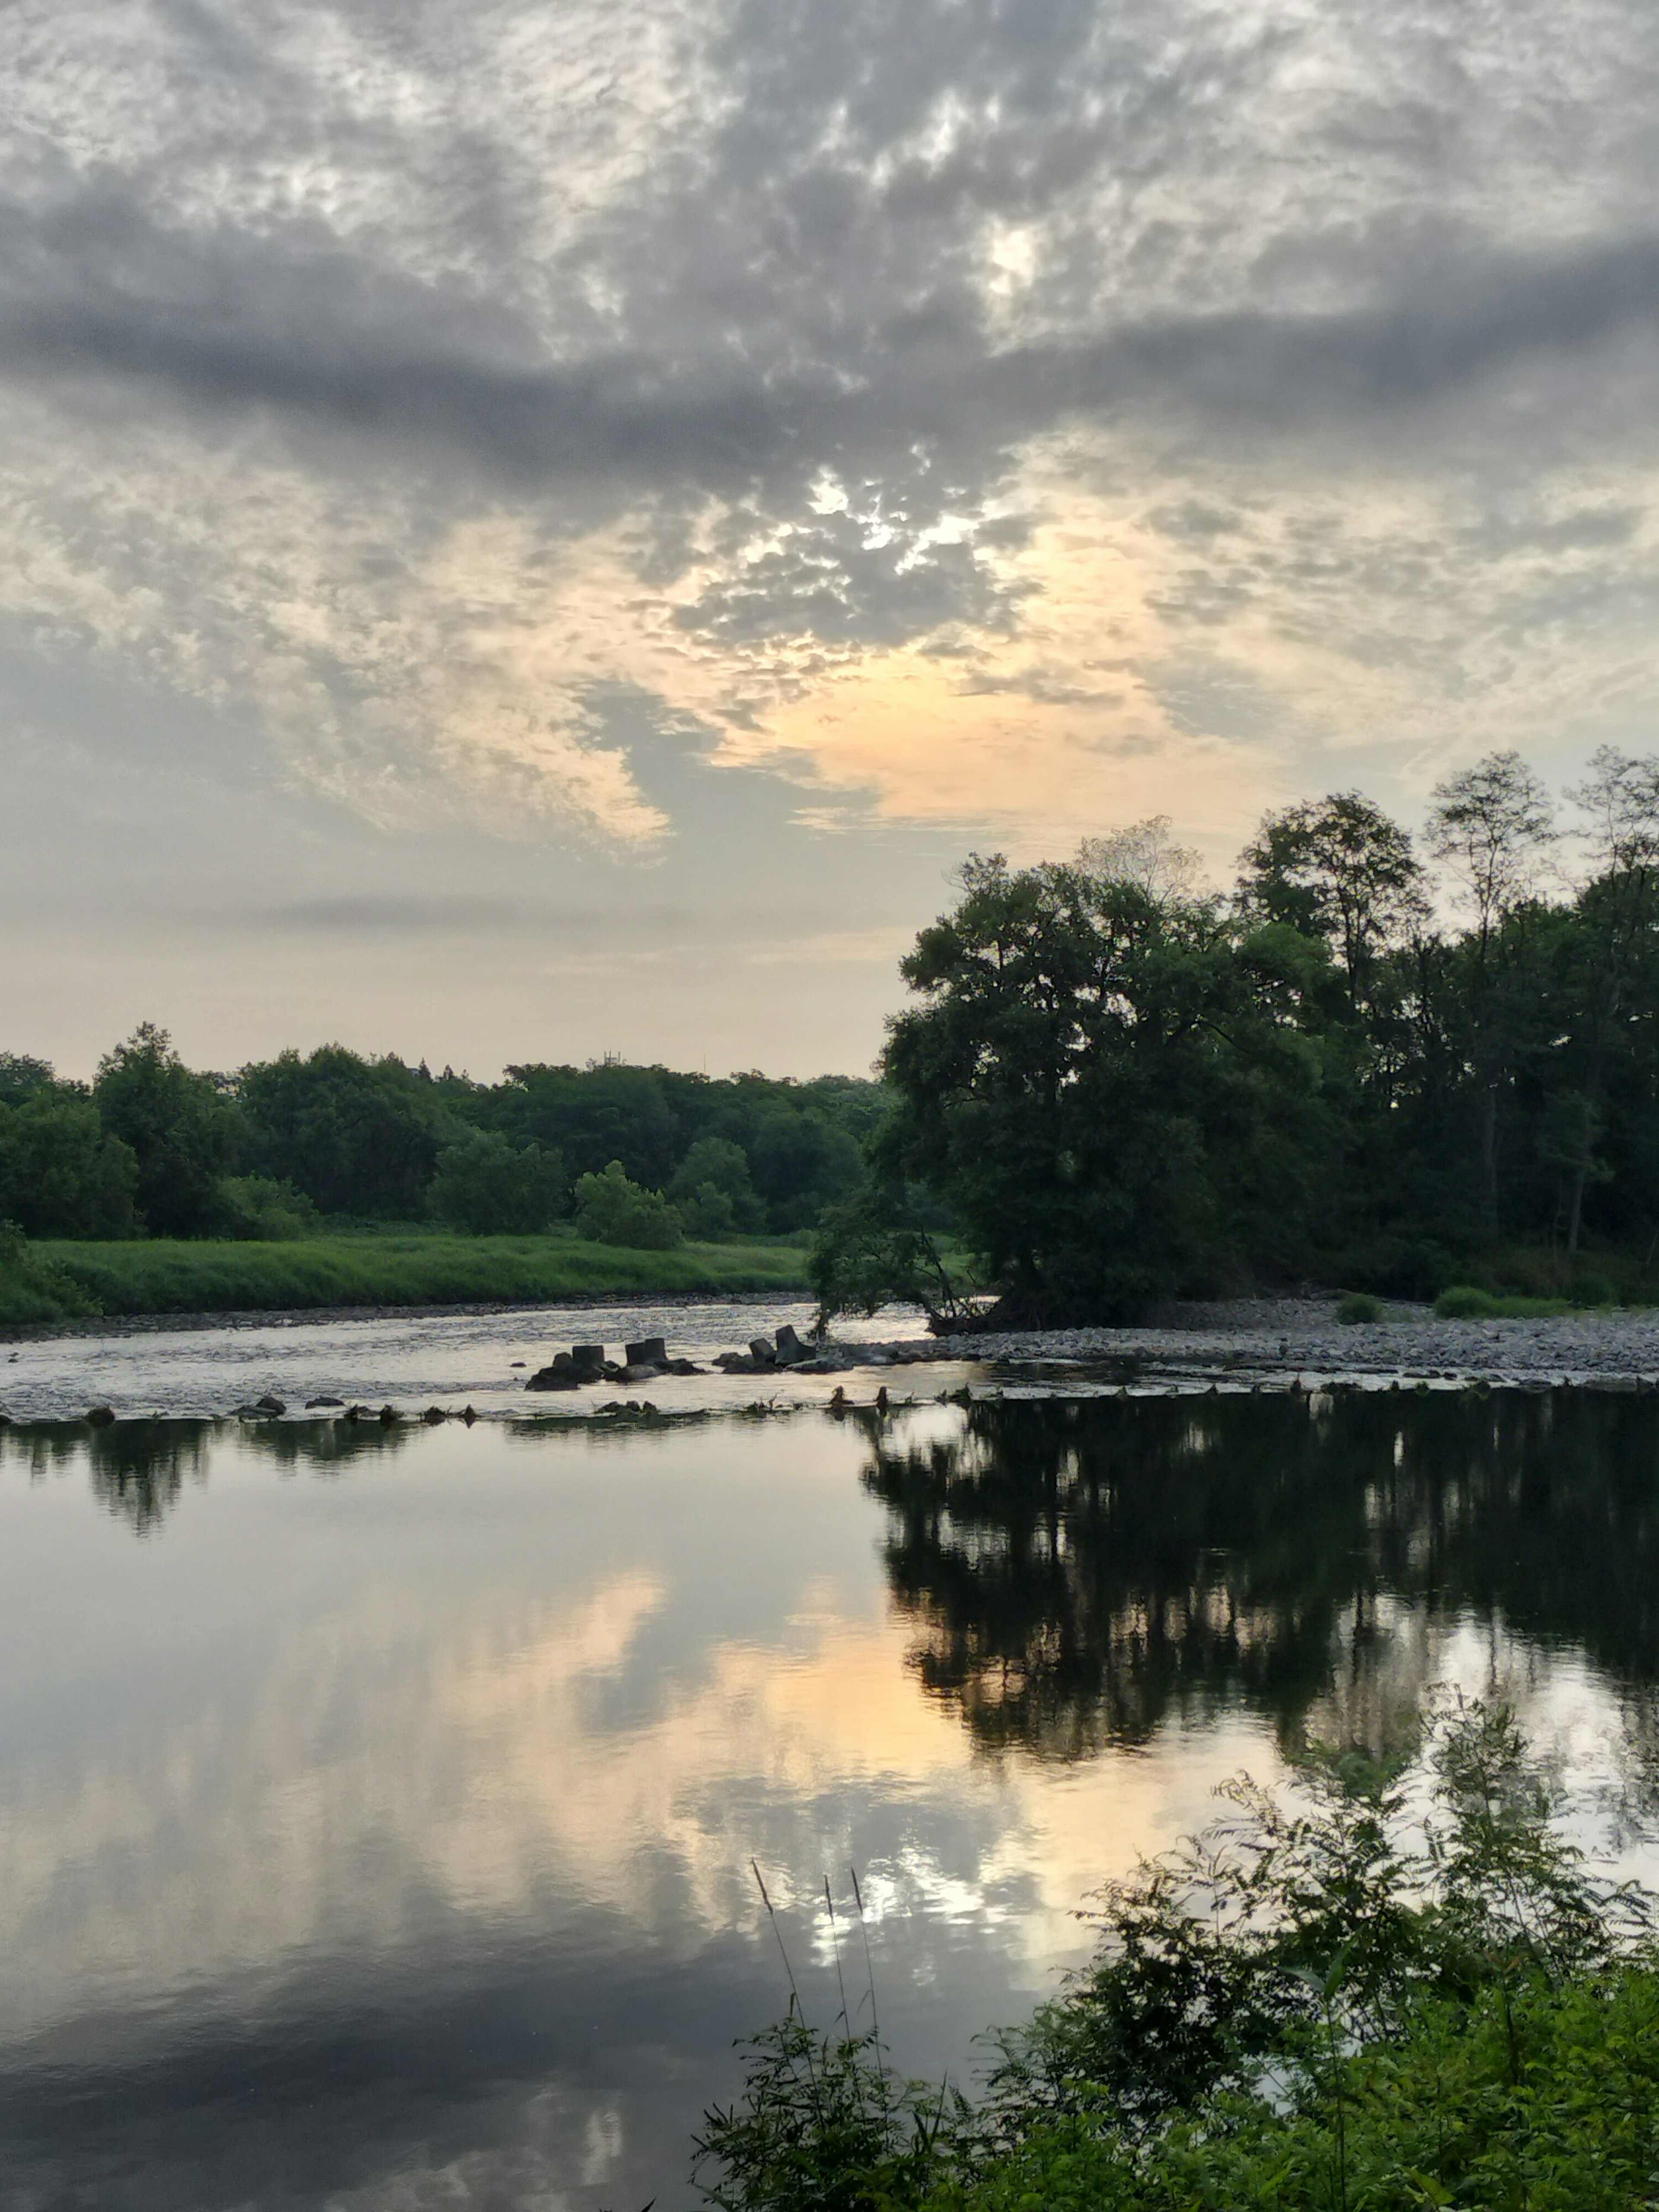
[93,1024,241,1236]
[1558,747,1659,1250]
[668,1135,764,1239]
[428,1131,566,1234]
[1426,750,1557,944]
[0,1052,61,1109]
[238,1046,453,1218]
[1076,816,1207,906]
[878,855,1336,1321]
[572,1160,683,1249]
[1237,794,1428,1013]
[747,1111,864,1233]
[0,1094,139,1237]
[1425,753,1558,1234]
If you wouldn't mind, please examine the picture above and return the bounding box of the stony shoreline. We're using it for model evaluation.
[894,1300,1659,1382]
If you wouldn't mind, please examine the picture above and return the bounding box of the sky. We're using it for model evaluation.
[3,0,1657,1081]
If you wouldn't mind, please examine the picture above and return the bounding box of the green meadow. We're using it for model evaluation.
[23,1228,812,1322]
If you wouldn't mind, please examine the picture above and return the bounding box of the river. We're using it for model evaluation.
[2,1365,1656,2208]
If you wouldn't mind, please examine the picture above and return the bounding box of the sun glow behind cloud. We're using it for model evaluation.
[4,0,1659,1067]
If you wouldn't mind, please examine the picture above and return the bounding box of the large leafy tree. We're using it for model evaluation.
[93,1024,241,1237]
[1237,792,1428,1016]
[0,1093,139,1237]
[878,854,1336,1320]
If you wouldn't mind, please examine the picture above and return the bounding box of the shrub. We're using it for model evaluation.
[1337,1290,1382,1323]
[211,1174,321,1241]
[1436,1284,1495,1317]
[0,1220,101,1324]
[1569,1267,1615,1307]
[1434,1285,1573,1319]
[572,1160,683,1249]
[696,1703,1657,2212]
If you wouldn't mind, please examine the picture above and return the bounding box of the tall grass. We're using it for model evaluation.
[30,1230,811,1318]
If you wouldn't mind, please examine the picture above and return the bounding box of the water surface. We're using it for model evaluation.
[3,1387,1656,2209]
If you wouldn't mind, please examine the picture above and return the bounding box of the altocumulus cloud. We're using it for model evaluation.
[2,0,1659,846]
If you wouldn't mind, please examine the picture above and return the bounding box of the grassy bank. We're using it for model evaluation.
[24,1230,812,1320]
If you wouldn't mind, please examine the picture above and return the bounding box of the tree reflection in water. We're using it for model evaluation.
[0,1415,422,1533]
[859,1390,1659,1766]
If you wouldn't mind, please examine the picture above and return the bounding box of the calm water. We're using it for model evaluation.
[3,1388,1658,2209]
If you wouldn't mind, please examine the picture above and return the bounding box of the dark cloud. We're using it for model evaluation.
[3,0,1658,791]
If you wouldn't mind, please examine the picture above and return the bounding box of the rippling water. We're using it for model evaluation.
[3,1382,1657,2209]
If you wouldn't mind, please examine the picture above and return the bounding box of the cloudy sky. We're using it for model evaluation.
[3,0,1657,1078]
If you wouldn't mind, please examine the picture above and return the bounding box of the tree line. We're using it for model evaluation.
[0,1035,882,1245]
[834,745,1659,1320]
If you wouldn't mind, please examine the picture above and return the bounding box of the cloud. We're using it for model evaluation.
[2,0,1659,856]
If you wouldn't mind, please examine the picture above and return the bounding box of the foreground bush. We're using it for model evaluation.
[696,1703,1658,2211]
[0,1221,101,1325]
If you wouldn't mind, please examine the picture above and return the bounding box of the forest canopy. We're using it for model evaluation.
[0,1030,880,1246]
[861,746,1659,1319]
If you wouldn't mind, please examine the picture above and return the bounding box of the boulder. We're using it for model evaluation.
[618,1363,664,1383]
[625,1337,668,1367]
[664,1358,705,1376]
[422,1407,447,1424]
[255,1394,287,1414]
[526,1366,582,1391]
[305,1395,345,1409]
[747,1338,778,1367]
[715,1351,760,1373]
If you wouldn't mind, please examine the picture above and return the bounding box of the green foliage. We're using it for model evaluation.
[492,1063,882,1232]
[810,1189,968,1328]
[1337,1290,1383,1322]
[0,1052,60,1108]
[696,1706,1659,2212]
[0,1220,102,1324]
[1435,1285,1573,1319]
[94,1023,242,1237]
[670,1136,766,1238]
[878,855,1339,1320]
[237,1044,453,1219]
[35,1230,809,1314]
[695,2009,966,2212]
[747,1112,866,1234]
[572,1160,683,1248]
[0,1093,139,1237]
[924,1967,1659,2211]
[427,1130,565,1234]
[209,1174,321,1241]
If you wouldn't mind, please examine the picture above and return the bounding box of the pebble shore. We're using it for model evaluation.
[854,1299,1659,1382]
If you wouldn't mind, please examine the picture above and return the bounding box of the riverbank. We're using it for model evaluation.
[11,1294,1659,1426]
[915,1297,1659,1379]
[14,1230,810,1324]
